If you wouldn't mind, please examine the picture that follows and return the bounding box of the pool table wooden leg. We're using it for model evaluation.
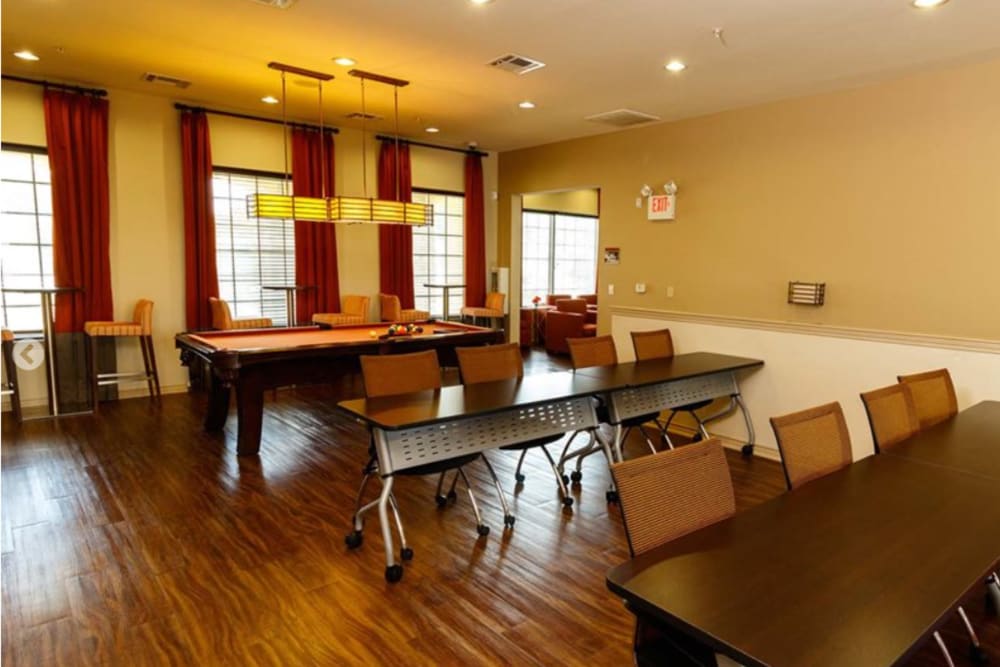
[204,374,231,432]
[235,375,265,456]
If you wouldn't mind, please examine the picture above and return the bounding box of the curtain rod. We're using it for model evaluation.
[174,103,339,134]
[375,134,487,157]
[2,74,107,97]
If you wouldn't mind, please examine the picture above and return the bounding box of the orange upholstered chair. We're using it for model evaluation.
[610,439,736,666]
[209,297,273,330]
[312,295,370,327]
[1,328,21,422]
[459,292,505,328]
[379,293,430,323]
[84,299,161,412]
[545,299,597,354]
[860,383,920,453]
[456,342,572,506]
[769,402,852,490]
[897,368,958,430]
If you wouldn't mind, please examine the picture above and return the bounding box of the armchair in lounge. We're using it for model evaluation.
[544,298,597,355]
[313,295,370,327]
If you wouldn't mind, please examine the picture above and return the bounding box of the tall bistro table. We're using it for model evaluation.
[176,321,503,456]
[261,284,314,327]
[606,401,1000,667]
[423,282,465,321]
[337,352,764,582]
[0,286,80,417]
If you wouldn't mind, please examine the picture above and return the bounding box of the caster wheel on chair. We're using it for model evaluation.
[970,644,989,665]
[434,495,448,507]
[570,470,582,483]
[504,514,516,528]
[385,565,403,583]
[476,524,490,537]
[345,531,363,549]
[987,579,1000,615]
[741,444,754,457]
[515,473,526,483]
[400,547,414,561]
[561,474,570,485]
[561,496,574,508]
[606,490,619,503]
[447,490,458,501]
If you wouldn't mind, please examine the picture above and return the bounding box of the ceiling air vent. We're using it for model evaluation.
[487,53,546,75]
[247,0,298,7]
[142,72,192,89]
[346,112,383,121]
[584,108,660,127]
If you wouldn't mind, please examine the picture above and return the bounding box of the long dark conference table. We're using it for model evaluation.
[606,401,1000,667]
[175,321,503,455]
[338,351,763,581]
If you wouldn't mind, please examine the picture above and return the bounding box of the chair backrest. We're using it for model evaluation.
[611,439,735,557]
[546,293,571,306]
[567,335,617,369]
[209,297,234,330]
[379,293,402,322]
[360,350,441,398]
[485,291,505,312]
[556,298,587,314]
[769,402,852,490]
[860,383,920,453]
[578,294,597,306]
[630,328,675,361]
[132,299,154,335]
[897,368,957,430]
[341,295,370,319]
[456,343,522,384]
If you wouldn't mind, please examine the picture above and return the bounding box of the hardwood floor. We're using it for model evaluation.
[1,349,996,666]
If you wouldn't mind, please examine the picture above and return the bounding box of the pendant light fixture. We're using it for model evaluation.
[247,62,432,226]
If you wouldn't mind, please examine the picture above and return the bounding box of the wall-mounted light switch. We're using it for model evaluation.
[635,283,646,294]
[608,284,615,296]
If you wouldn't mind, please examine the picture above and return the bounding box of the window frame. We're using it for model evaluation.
[520,208,599,308]
[411,187,465,318]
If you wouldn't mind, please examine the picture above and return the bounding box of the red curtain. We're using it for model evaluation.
[180,110,219,330]
[377,141,415,308]
[43,90,113,332]
[292,128,339,324]
[464,153,486,307]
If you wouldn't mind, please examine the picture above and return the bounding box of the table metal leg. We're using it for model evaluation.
[377,475,402,582]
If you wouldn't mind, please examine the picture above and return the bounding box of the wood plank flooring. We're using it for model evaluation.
[1,350,996,666]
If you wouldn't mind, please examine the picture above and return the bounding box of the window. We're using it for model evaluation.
[412,190,464,317]
[0,146,53,332]
[212,169,295,324]
[521,211,598,307]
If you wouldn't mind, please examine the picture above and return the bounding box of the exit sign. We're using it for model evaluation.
[647,194,676,220]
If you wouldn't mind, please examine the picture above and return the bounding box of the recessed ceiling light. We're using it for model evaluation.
[425,127,440,133]
[664,60,686,73]
[911,0,949,7]
[469,0,495,4]
[333,57,356,67]
[518,100,536,109]
[13,50,40,61]
[261,95,279,104]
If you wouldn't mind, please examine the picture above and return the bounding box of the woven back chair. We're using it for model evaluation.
[860,384,920,453]
[897,368,957,430]
[611,439,735,557]
[769,402,852,490]
[567,335,617,369]
[360,350,441,398]
[630,329,675,361]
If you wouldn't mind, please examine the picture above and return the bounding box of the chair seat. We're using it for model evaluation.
[313,313,365,327]
[461,306,503,318]
[500,433,563,451]
[1,329,13,342]
[399,309,430,323]
[677,399,713,412]
[84,321,143,337]
[582,324,597,335]
[396,452,481,476]
[598,404,660,427]
[231,317,273,329]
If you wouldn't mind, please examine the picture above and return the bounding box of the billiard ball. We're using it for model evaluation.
[369,330,377,338]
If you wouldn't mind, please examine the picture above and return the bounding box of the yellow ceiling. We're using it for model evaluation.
[3,0,1000,151]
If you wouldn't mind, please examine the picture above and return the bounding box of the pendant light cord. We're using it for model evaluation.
[360,78,368,198]
[281,71,289,195]
[394,86,400,203]
[318,81,326,199]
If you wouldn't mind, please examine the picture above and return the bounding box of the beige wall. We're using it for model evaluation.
[522,189,599,216]
[499,57,1000,341]
[1,80,497,402]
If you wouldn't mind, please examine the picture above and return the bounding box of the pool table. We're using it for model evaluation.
[175,321,504,455]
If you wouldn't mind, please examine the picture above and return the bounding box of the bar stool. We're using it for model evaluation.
[84,299,160,412]
[1,328,22,422]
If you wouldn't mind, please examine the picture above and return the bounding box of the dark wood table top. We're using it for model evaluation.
[338,370,609,430]
[606,453,1000,667]
[573,352,763,389]
[884,400,1000,481]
